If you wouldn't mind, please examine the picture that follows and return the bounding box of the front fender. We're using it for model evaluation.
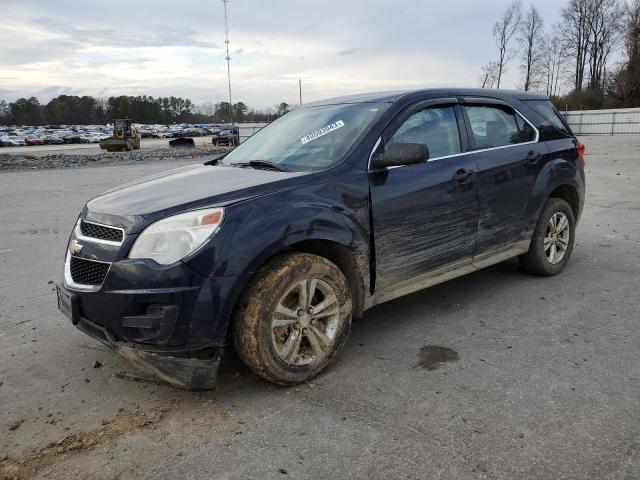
[245,204,368,273]
[185,170,371,344]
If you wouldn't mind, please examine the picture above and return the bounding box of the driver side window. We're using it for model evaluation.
[389,105,461,159]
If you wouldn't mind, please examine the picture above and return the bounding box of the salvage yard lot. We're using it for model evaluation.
[0,136,638,479]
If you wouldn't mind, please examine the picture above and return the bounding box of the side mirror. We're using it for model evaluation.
[372,142,429,169]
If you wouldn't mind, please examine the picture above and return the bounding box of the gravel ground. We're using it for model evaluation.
[0,135,638,479]
[0,144,225,171]
[0,137,220,158]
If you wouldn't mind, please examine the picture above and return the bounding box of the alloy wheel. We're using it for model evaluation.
[271,278,342,366]
[544,212,571,264]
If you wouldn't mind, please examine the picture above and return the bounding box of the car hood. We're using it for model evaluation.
[84,164,310,233]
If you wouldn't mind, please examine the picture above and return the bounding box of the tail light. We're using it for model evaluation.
[576,142,586,168]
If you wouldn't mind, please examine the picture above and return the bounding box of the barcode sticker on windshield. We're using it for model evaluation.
[300,120,345,145]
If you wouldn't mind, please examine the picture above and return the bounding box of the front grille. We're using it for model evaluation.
[69,256,110,286]
[80,220,123,243]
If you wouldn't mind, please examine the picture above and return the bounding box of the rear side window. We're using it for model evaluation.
[389,105,461,159]
[525,100,571,136]
[463,105,536,149]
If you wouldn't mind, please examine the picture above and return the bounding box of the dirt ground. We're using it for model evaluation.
[0,137,215,158]
[0,136,638,479]
[0,140,225,171]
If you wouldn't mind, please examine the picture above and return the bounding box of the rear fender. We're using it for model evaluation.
[524,157,582,238]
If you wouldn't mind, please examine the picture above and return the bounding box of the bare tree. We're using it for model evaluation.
[562,0,623,94]
[584,0,624,95]
[479,61,500,88]
[95,97,109,120]
[628,0,640,68]
[0,100,10,125]
[519,4,545,91]
[198,101,217,116]
[623,0,640,102]
[561,0,591,91]
[493,0,522,88]
[608,0,640,105]
[543,31,569,97]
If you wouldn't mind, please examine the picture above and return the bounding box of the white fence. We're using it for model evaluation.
[563,107,640,135]
[238,122,268,143]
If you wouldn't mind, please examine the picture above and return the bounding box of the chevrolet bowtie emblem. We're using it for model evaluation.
[69,239,83,254]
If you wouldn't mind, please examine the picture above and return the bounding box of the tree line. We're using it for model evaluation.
[0,95,293,126]
[481,0,640,110]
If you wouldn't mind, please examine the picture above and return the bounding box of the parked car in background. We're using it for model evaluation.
[56,88,585,390]
[211,125,239,146]
[136,126,157,138]
[43,134,65,145]
[1,134,25,146]
[25,135,45,146]
[0,122,249,147]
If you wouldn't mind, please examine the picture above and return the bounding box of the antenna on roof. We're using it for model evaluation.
[223,0,232,108]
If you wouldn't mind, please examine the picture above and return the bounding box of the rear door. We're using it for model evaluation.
[524,99,580,166]
[370,98,479,290]
[460,98,546,253]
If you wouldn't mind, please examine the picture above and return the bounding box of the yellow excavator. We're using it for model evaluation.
[99,118,141,152]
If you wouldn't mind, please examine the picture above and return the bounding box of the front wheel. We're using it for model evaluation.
[520,197,576,276]
[232,253,352,385]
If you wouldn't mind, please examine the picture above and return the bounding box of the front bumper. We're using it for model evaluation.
[59,253,246,390]
[63,252,243,348]
[59,213,250,389]
[59,284,224,390]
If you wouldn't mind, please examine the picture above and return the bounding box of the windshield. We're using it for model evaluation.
[220,103,389,171]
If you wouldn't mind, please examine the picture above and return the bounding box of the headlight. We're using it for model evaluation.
[129,207,224,265]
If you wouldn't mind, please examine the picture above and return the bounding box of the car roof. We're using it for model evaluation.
[304,88,548,106]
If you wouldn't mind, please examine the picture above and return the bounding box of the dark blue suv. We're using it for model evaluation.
[57,89,585,389]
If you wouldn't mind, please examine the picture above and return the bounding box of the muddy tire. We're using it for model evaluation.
[520,197,576,276]
[232,253,352,385]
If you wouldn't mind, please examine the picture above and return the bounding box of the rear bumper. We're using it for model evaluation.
[75,313,223,390]
[577,167,586,223]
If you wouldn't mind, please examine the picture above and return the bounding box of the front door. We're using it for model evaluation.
[370,101,479,291]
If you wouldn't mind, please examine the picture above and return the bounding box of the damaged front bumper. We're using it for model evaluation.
[77,313,223,390]
[57,284,222,390]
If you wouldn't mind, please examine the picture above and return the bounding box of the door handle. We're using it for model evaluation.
[527,151,542,163]
[453,168,474,184]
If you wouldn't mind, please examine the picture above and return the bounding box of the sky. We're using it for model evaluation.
[1,0,566,110]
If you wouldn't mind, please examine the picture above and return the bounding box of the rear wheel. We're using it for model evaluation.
[232,253,352,385]
[520,197,576,276]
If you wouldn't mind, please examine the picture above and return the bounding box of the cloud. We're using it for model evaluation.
[0,0,569,108]
[338,48,358,56]
[36,85,80,98]
[31,17,219,49]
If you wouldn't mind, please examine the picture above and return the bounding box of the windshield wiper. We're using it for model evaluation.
[233,160,289,172]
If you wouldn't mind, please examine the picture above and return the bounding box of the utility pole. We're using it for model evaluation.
[223,0,232,109]
[299,79,302,106]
